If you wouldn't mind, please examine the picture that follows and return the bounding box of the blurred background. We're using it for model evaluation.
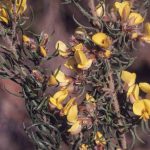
[0,0,150,149]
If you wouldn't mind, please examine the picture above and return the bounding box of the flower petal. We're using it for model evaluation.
[94,131,106,145]
[139,82,150,94]
[64,57,77,70]
[62,98,75,116]
[96,2,105,17]
[53,89,68,103]
[72,43,83,51]
[74,50,92,70]
[128,13,144,26]
[92,32,112,49]
[132,84,139,101]
[144,22,150,35]
[143,99,150,115]
[121,71,136,87]
[67,104,78,124]
[133,100,145,116]
[114,1,130,20]
[68,121,82,135]
[55,41,68,57]
[40,46,47,57]
[54,69,70,86]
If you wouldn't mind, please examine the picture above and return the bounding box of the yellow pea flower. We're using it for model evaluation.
[64,57,77,70]
[3,0,27,15]
[114,1,131,22]
[92,32,112,49]
[121,71,139,102]
[0,7,9,24]
[104,50,111,58]
[74,49,93,70]
[96,2,105,18]
[127,84,139,103]
[23,35,30,43]
[49,89,68,110]
[61,98,76,116]
[48,69,71,86]
[139,82,150,94]
[114,1,144,26]
[55,40,69,57]
[141,35,150,43]
[72,43,84,51]
[67,104,78,124]
[131,32,139,39]
[144,23,150,35]
[121,71,136,87]
[48,75,58,86]
[86,93,95,103]
[79,144,88,150]
[16,0,27,14]
[39,46,47,57]
[94,131,106,146]
[141,23,150,43]
[68,120,82,135]
[128,13,144,26]
[133,99,150,121]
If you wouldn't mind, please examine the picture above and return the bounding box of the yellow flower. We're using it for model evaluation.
[39,46,47,57]
[48,69,71,86]
[3,0,27,15]
[131,32,139,39]
[139,82,150,93]
[61,98,76,116]
[127,84,139,103]
[133,99,150,121]
[121,71,136,87]
[144,23,150,35]
[72,43,84,51]
[92,32,112,49]
[79,144,88,150]
[141,23,150,43]
[49,89,68,110]
[114,1,144,26]
[94,131,106,146]
[114,1,131,22]
[86,93,95,103]
[68,120,82,135]
[121,71,139,102]
[74,49,93,70]
[0,7,9,24]
[55,41,69,57]
[141,35,150,43]
[96,2,105,17]
[23,35,30,43]
[48,75,58,86]
[67,103,78,124]
[16,0,27,14]
[64,57,77,70]
[104,50,111,58]
[128,13,144,26]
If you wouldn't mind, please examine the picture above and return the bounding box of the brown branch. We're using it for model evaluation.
[107,61,127,150]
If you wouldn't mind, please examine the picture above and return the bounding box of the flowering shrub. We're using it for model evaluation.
[0,0,150,150]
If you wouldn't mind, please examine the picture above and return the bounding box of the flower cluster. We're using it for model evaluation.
[0,0,27,24]
[121,71,150,121]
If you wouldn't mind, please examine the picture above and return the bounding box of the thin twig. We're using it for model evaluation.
[88,0,101,27]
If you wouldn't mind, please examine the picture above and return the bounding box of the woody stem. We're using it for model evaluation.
[107,60,127,150]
